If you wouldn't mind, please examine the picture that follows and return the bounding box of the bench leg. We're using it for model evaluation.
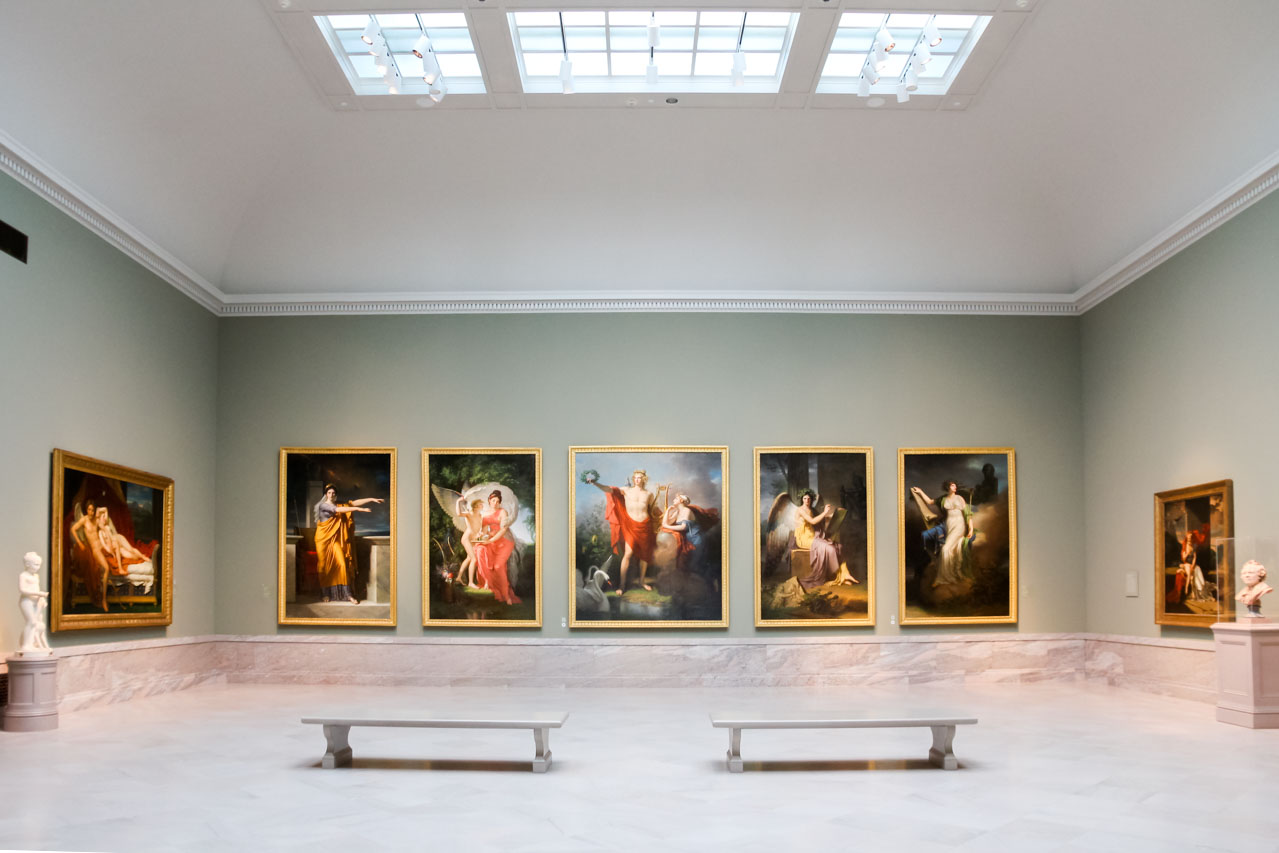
[726,728,743,773]
[532,727,552,773]
[321,724,352,769]
[928,725,958,770]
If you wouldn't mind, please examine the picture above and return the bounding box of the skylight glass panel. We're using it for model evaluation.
[816,11,990,97]
[315,13,486,98]
[509,10,799,94]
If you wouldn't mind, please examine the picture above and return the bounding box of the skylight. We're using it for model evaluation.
[509,10,799,94]
[817,13,990,98]
[315,13,486,99]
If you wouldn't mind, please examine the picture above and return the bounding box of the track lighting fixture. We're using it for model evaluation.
[903,62,919,92]
[923,19,942,47]
[560,58,575,94]
[895,80,909,102]
[422,52,442,85]
[646,55,658,85]
[429,79,447,103]
[367,34,386,57]
[731,50,746,86]
[872,43,889,70]
[374,49,392,72]
[647,13,660,48]
[913,42,932,68]
[875,28,896,52]
[862,59,880,86]
[857,73,871,97]
[360,16,379,45]
[412,34,432,59]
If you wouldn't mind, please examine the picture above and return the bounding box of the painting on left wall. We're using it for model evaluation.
[278,447,396,626]
[51,449,174,631]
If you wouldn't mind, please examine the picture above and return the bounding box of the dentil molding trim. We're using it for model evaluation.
[3,132,1276,318]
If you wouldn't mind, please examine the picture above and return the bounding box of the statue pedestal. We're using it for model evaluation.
[1212,621,1279,728]
[3,654,58,732]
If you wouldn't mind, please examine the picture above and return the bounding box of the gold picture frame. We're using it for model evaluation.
[277,447,396,627]
[898,447,1017,626]
[569,446,728,628]
[422,448,542,627]
[50,449,174,631]
[754,447,876,627]
[1154,479,1234,627]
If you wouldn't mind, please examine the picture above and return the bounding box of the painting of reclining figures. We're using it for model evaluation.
[278,447,396,627]
[898,448,1017,626]
[570,447,727,628]
[424,448,541,627]
[756,447,875,627]
[51,449,173,631]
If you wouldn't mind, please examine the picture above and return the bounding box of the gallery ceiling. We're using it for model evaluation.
[0,0,1276,315]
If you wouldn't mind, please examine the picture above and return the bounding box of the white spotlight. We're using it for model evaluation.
[896,80,910,103]
[647,15,660,48]
[923,20,942,47]
[875,29,896,52]
[560,58,575,94]
[646,58,658,85]
[862,62,880,85]
[367,34,386,56]
[914,42,932,67]
[385,67,402,95]
[903,62,919,92]
[361,16,379,45]
[731,50,746,86]
[873,43,889,70]
[422,53,442,84]
[412,34,432,59]
[857,74,871,97]
[429,79,447,103]
[374,50,392,72]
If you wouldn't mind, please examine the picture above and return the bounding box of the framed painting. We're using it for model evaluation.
[755,447,875,627]
[423,448,542,627]
[50,449,174,631]
[1154,479,1234,627]
[898,448,1017,626]
[278,447,396,627]
[569,446,728,628]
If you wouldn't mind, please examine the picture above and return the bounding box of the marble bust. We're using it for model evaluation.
[17,552,51,655]
[1236,560,1273,619]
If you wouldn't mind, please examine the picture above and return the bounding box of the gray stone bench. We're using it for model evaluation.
[301,711,569,772]
[710,710,978,771]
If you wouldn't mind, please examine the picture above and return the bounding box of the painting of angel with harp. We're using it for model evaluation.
[755,448,874,627]
[423,449,541,627]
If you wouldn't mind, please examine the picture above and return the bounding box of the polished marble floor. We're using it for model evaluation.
[1,681,1277,852]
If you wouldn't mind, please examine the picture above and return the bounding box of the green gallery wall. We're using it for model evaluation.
[0,173,219,653]
[1082,190,1279,638]
[1,172,1276,648]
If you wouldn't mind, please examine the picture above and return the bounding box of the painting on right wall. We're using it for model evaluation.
[898,448,1017,626]
[1154,479,1234,627]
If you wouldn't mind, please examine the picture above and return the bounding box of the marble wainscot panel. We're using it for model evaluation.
[10,633,1223,715]
[1083,634,1217,703]
[218,634,1088,690]
[50,636,224,712]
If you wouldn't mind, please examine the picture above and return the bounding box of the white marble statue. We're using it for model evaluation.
[18,552,51,655]
[1236,560,1273,619]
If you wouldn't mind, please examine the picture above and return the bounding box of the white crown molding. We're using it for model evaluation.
[0,132,227,313]
[217,291,1078,316]
[1072,150,1279,313]
[4,130,1275,318]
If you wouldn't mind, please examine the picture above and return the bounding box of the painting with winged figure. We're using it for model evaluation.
[756,448,875,626]
[278,448,396,627]
[424,449,541,626]
[898,448,1017,626]
[570,447,727,628]
[51,449,174,631]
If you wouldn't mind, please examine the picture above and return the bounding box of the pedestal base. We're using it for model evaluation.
[4,655,59,732]
[1212,621,1279,729]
